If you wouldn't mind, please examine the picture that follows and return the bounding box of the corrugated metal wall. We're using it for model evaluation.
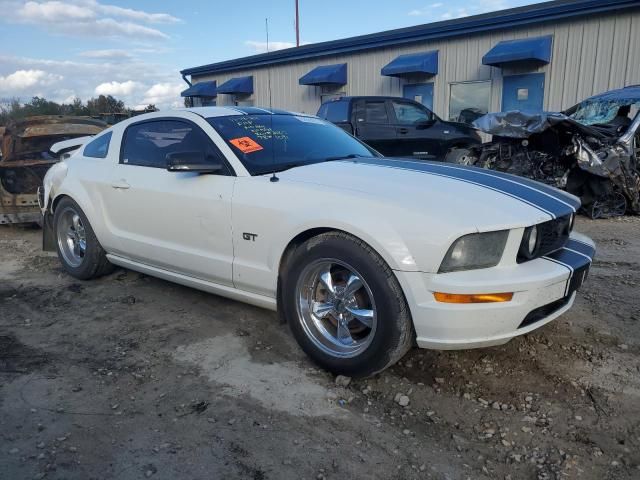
[192,10,640,117]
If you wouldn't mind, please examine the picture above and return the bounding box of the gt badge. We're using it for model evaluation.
[243,232,258,241]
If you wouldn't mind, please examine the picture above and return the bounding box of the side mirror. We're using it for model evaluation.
[166,151,223,174]
[416,119,436,130]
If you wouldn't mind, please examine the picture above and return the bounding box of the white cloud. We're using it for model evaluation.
[409,0,512,18]
[139,82,183,108]
[408,2,446,16]
[90,18,169,40]
[441,8,470,19]
[7,0,178,40]
[0,55,182,109]
[61,92,80,104]
[0,69,62,91]
[95,80,141,96]
[245,40,297,54]
[17,0,95,22]
[78,49,132,60]
[92,2,180,24]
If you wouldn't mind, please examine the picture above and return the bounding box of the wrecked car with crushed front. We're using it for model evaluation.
[1,116,106,225]
[459,86,640,219]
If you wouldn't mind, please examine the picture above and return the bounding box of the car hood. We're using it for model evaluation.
[277,157,580,232]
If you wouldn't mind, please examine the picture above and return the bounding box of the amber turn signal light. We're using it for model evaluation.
[433,292,514,303]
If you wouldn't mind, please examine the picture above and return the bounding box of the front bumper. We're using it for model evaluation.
[396,232,594,350]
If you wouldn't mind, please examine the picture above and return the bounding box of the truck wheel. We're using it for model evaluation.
[445,147,477,165]
[53,197,114,280]
[282,231,414,377]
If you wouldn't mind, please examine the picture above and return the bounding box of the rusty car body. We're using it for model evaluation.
[467,86,640,219]
[0,116,106,225]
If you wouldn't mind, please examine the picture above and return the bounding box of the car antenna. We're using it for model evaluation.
[266,17,279,183]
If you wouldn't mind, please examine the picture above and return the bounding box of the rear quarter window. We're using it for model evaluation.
[83,131,112,158]
[323,101,349,123]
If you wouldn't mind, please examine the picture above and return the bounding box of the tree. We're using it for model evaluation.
[0,94,131,126]
[86,95,126,115]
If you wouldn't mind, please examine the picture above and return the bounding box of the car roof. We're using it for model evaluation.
[580,85,640,105]
[323,96,420,103]
[182,106,302,118]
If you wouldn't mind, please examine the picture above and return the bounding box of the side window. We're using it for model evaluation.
[363,101,389,124]
[325,101,349,123]
[391,101,431,124]
[316,103,328,119]
[121,120,220,169]
[83,131,112,158]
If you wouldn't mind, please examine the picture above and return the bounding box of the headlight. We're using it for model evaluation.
[439,230,509,273]
[518,225,541,260]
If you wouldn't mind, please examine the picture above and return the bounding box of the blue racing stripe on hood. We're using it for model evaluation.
[348,158,579,219]
[439,162,581,210]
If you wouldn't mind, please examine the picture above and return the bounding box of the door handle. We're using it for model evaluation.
[397,128,409,134]
[111,180,130,189]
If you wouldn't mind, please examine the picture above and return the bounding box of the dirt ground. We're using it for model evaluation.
[1,217,639,480]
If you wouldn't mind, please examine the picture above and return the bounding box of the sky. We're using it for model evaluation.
[0,0,543,110]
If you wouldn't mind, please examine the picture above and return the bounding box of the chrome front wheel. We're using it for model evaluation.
[296,259,377,358]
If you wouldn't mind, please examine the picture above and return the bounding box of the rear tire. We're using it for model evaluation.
[53,197,114,280]
[445,147,476,165]
[281,231,414,377]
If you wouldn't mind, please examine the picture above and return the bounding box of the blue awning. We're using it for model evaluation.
[299,63,347,86]
[482,35,552,67]
[381,51,438,77]
[180,80,217,98]
[216,76,253,94]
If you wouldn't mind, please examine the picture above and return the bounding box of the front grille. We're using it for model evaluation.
[517,214,571,263]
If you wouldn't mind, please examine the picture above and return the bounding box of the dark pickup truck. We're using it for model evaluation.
[317,96,481,162]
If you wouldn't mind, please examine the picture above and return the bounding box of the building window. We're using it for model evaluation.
[190,97,216,107]
[449,81,491,123]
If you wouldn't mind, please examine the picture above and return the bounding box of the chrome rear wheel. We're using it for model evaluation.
[56,206,87,268]
[296,259,377,358]
[53,197,113,280]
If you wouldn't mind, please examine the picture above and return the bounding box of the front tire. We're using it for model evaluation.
[445,146,477,165]
[282,232,413,377]
[53,197,114,280]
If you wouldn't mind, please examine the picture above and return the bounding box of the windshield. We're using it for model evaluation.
[207,114,376,175]
[570,100,640,126]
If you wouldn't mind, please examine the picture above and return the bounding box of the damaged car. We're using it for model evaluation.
[463,86,640,219]
[1,116,106,225]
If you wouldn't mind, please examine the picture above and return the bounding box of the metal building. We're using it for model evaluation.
[180,0,640,121]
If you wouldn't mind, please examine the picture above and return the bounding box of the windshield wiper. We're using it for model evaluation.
[261,161,308,175]
[260,154,369,176]
[322,153,368,162]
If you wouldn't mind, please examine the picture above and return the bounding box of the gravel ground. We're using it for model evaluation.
[1,217,639,480]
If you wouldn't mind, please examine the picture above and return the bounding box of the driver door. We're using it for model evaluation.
[104,118,235,286]
[389,99,441,159]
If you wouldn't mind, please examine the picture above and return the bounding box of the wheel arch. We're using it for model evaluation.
[51,192,69,212]
[48,189,110,253]
[275,226,404,322]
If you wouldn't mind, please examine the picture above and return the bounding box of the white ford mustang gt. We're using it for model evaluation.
[40,107,595,377]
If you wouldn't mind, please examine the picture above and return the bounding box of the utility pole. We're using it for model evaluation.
[295,0,300,47]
